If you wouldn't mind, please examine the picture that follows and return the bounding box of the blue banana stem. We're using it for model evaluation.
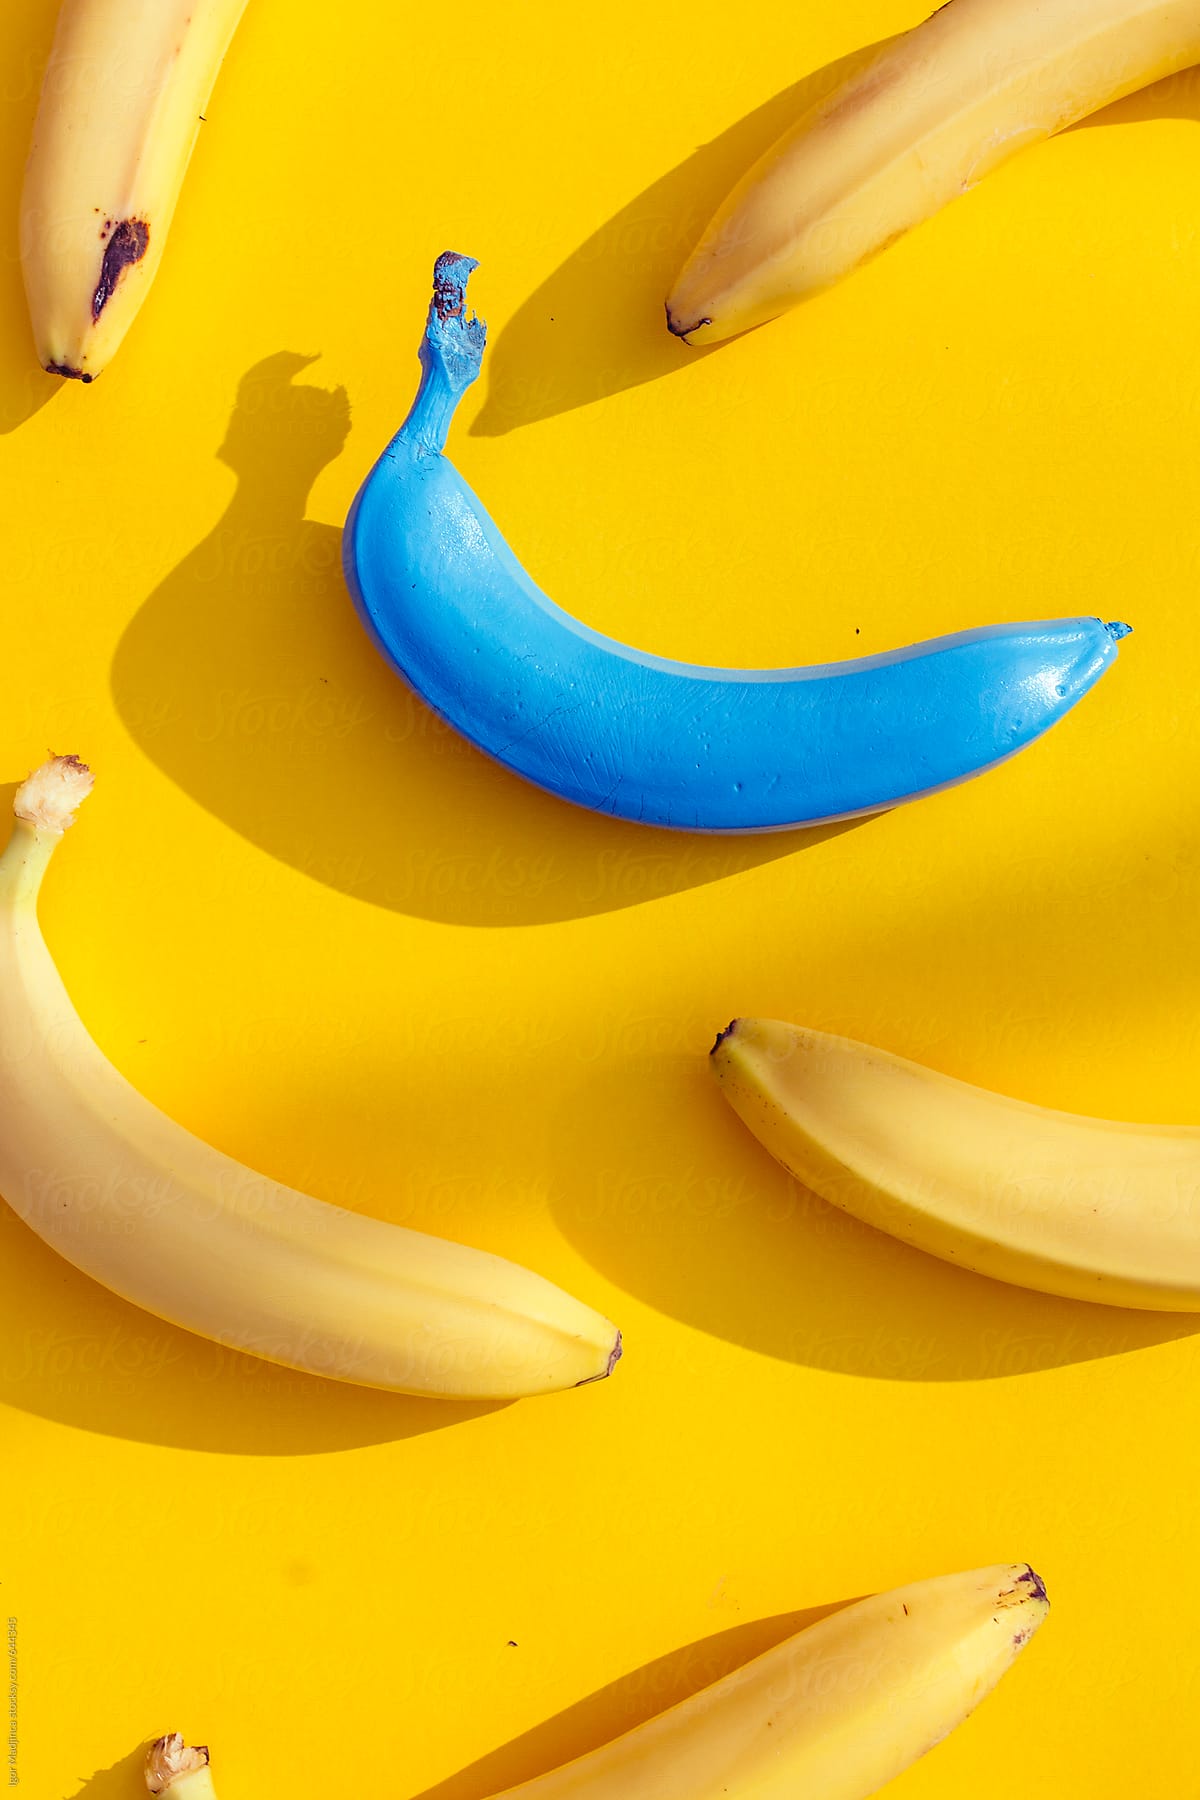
[400,251,487,454]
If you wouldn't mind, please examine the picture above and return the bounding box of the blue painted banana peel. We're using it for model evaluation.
[343,254,1128,834]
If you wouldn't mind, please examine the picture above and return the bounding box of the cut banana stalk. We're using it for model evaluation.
[153,1568,1047,1798]
[0,757,621,1398]
[21,0,249,380]
[712,1017,1200,1310]
[668,0,1200,343]
[145,1736,217,1798]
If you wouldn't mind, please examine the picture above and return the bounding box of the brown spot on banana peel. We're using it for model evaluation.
[91,218,149,321]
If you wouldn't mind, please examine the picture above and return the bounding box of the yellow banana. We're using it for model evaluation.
[667,0,1200,344]
[0,757,620,1397]
[712,1017,1200,1310]
[149,1568,1046,1798]
[486,1566,1047,1798]
[21,0,249,381]
[146,1736,217,1798]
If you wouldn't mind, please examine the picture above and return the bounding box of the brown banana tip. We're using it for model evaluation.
[1018,1566,1048,1606]
[44,362,93,382]
[665,303,710,342]
[710,1020,740,1055]
[575,1329,623,1386]
[607,1329,623,1375]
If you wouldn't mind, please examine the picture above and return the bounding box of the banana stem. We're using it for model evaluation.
[145,1735,218,1797]
[0,756,93,905]
[0,822,55,909]
[399,251,486,454]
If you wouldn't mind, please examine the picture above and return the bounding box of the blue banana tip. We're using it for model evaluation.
[1104,620,1132,642]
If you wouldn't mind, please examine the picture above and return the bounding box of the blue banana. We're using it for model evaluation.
[343,254,1128,833]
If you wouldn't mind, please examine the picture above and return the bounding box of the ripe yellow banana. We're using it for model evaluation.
[153,1568,1045,1797]
[667,0,1200,343]
[0,757,620,1397]
[146,1736,217,1798]
[21,0,248,381]
[712,1017,1200,1310]
[486,1566,1047,1799]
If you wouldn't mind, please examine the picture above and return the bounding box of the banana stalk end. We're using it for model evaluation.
[398,251,487,454]
[145,1733,210,1794]
[13,754,94,835]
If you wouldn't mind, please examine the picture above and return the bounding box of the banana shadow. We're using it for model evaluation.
[471,39,899,439]
[0,0,68,435]
[406,1600,856,1800]
[65,1743,148,1800]
[473,54,1200,440]
[548,1056,1198,1382]
[1074,61,1200,132]
[0,1201,506,1454]
[109,353,860,929]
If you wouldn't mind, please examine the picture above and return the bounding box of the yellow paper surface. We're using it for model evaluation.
[1,1,1198,1793]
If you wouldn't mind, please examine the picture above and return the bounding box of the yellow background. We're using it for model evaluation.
[2,1,1199,1793]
